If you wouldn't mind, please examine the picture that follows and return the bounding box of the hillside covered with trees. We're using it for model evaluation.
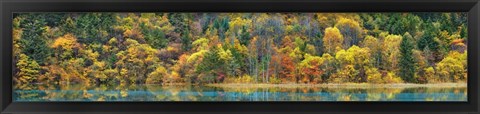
[13,13,468,86]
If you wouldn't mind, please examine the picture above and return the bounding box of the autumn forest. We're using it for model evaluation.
[13,13,468,87]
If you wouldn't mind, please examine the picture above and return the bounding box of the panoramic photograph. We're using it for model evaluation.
[12,13,467,101]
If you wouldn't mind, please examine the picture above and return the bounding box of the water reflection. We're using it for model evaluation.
[13,84,467,101]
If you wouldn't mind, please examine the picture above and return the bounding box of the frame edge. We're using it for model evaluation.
[1,0,479,114]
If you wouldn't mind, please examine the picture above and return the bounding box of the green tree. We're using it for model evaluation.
[75,13,115,44]
[19,15,51,64]
[388,13,422,35]
[181,29,192,51]
[196,48,223,83]
[140,24,168,49]
[212,17,230,40]
[399,32,416,83]
[418,23,441,62]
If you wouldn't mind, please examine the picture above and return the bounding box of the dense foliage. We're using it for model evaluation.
[13,13,468,86]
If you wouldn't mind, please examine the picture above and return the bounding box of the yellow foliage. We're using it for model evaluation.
[436,51,467,82]
[300,54,324,68]
[361,35,379,52]
[413,49,427,69]
[269,77,282,84]
[234,40,249,55]
[335,18,361,30]
[82,49,100,61]
[298,54,325,83]
[192,38,210,51]
[146,66,167,84]
[164,71,182,83]
[123,29,145,42]
[323,27,344,54]
[91,61,107,80]
[330,65,358,83]
[335,17,364,47]
[108,37,118,45]
[289,47,303,60]
[187,50,208,63]
[335,45,371,66]
[218,48,233,61]
[15,54,41,84]
[51,34,78,50]
[424,67,437,83]
[103,69,118,81]
[229,17,252,33]
[118,68,128,84]
[226,75,255,84]
[382,34,402,70]
[13,28,23,55]
[305,44,316,55]
[14,13,468,86]
[383,72,403,83]
[366,67,383,84]
[366,67,403,84]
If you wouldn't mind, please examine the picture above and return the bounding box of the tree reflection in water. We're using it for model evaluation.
[13,84,467,101]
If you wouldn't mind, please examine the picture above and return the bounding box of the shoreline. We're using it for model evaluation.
[19,83,468,89]
[205,83,467,89]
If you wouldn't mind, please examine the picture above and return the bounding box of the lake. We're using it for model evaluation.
[13,84,467,102]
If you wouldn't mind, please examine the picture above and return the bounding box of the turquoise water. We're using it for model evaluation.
[13,84,467,102]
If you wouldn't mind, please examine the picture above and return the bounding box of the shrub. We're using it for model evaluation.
[269,77,282,84]
[366,67,383,84]
[233,75,255,83]
[383,72,403,83]
[146,66,167,84]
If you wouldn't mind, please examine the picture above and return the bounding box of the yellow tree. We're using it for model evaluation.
[192,38,210,51]
[15,54,41,84]
[361,35,381,67]
[381,34,402,71]
[46,34,90,84]
[323,27,344,55]
[51,34,79,60]
[146,66,168,84]
[436,51,467,82]
[115,39,160,84]
[13,17,23,56]
[335,18,364,48]
[228,17,252,45]
[366,67,383,84]
[333,45,371,83]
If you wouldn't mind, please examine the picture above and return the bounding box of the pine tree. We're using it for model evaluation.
[19,15,51,65]
[418,23,442,63]
[399,32,416,83]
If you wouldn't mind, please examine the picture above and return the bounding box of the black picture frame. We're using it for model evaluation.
[1,0,479,114]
